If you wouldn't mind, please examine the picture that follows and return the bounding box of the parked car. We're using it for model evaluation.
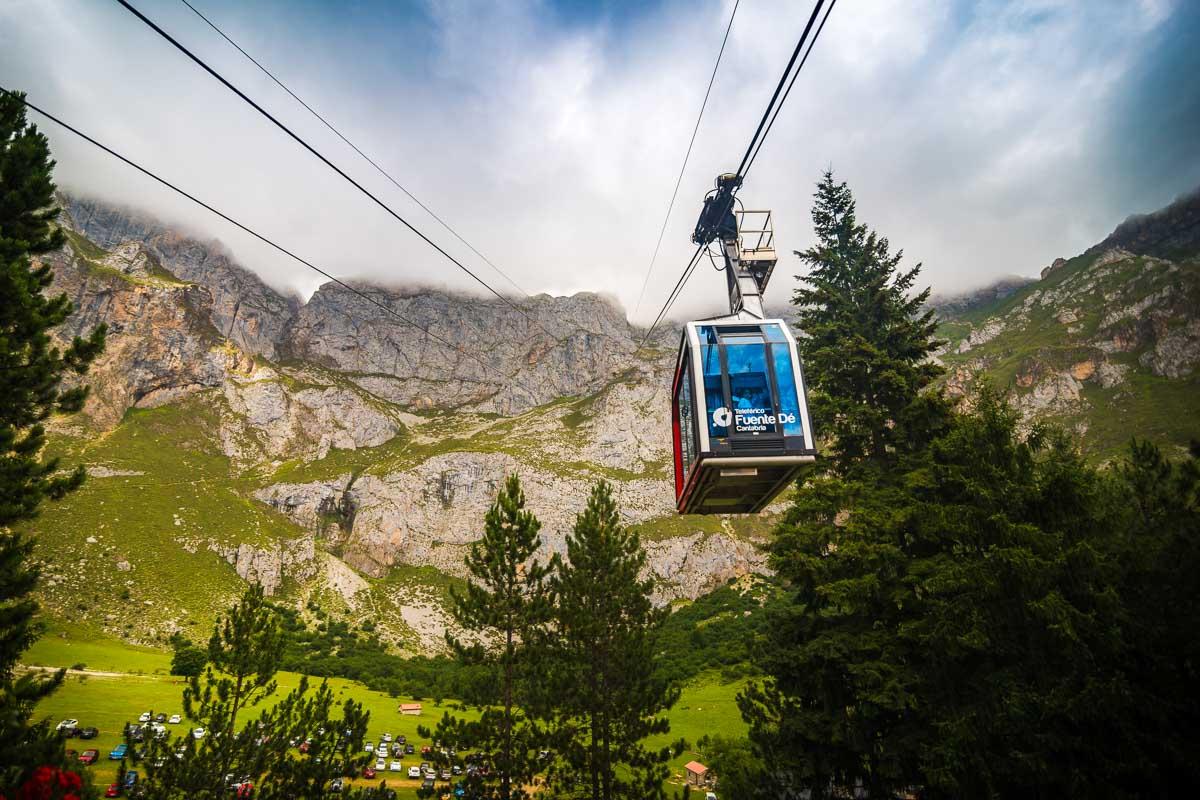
[56,719,79,734]
[421,745,431,755]
[364,742,374,753]
[137,712,152,723]
[128,725,144,743]
[404,744,414,755]
[77,726,99,739]
[391,743,403,757]
[420,762,430,774]
[109,744,128,760]
[363,766,376,779]
[374,758,386,772]
[396,735,406,745]
[440,769,451,780]
[421,777,434,791]
[380,732,392,742]
[167,714,182,724]
[330,777,344,793]
[452,764,462,776]
[389,759,403,772]
[154,713,166,723]
[454,783,466,799]
[192,728,205,740]
[407,766,422,779]
[124,771,139,788]
[232,780,254,798]
[105,783,121,797]
[79,749,99,765]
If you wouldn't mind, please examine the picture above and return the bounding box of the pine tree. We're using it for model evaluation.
[0,88,105,794]
[792,170,945,475]
[437,474,552,800]
[136,585,370,799]
[544,481,678,800]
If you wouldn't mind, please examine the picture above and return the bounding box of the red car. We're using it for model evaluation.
[79,749,99,765]
[104,783,120,797]
[363,766,376,779]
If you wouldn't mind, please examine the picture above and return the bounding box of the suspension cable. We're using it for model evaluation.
[639,0,834,344]
[177,0,532,300]
[5,89,532,395]
[631,0,740,322]
[114,0,538,330]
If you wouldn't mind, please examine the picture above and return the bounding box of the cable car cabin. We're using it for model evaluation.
[671,318,816,514]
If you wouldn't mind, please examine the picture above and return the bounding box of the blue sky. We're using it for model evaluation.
[2,0,1197,320]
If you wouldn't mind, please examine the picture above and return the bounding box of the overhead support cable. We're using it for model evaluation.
[638,243,705,348]
[639,0,835,345]
[4,89,526,392]
[733,0,825,179]
[632,0,740,322]
[177,0,532,299]
[114,0,538,329]
[741,0,838,179]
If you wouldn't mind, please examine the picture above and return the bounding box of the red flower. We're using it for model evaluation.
[15,766,85,800]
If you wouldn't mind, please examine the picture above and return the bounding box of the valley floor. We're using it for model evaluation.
[26,626,745,797]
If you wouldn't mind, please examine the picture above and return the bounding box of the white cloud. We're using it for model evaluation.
[0,0,1188,325]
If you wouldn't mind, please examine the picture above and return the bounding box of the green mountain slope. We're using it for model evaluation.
[936,192,1200,460]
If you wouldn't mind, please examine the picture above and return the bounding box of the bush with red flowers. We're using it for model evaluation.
[3,765,84,800]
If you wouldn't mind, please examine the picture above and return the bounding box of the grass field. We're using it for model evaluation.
[29,628,747,797]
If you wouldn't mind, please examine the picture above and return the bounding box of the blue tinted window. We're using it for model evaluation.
[677,363,696,479]
[771,343,804,437]
[763,323,789,343]
[724,335,776,434]
[698,326,727,439]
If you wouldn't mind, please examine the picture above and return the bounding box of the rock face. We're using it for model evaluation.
[935,195,1200,457]
[61,194,300,358]
[39,197,761,652]
[42,235,236,428]
[281,283,644,414]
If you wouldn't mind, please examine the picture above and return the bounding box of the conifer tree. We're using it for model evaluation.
[437,474,552,800]
[544,481,678,800]
[137,585,370,799]
[792,170,945,475]
[0,88,105,794]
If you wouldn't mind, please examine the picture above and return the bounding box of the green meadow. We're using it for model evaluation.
[29,628,746,796]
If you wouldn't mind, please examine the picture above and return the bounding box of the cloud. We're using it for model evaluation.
[1,0,1194,325]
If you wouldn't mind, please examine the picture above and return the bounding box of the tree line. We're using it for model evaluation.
[725,172,1200,798]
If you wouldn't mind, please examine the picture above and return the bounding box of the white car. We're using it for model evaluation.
[376,745,388,757]
[407,766,422,779]
[364,742,374,753]
[380,732,392,743]
[374,759,387,772]
[167,714,182,725]
[192,727,205,740]
[138,712,152,723]
[389,760,403,772]
[56,719,79,732]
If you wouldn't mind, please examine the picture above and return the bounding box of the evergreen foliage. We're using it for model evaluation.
[540,481,679,800]
[0,88,105,795]
[792,169,945,475]
[134,585,371,800]
[738,170,1200,799]
[433,474,552,800]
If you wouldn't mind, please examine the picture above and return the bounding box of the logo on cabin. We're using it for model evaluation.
[712,407,733,427]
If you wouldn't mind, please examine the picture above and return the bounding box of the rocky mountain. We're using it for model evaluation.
[29,195,761,653]
[30,189,1199,653]
[936,189,1200,459]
